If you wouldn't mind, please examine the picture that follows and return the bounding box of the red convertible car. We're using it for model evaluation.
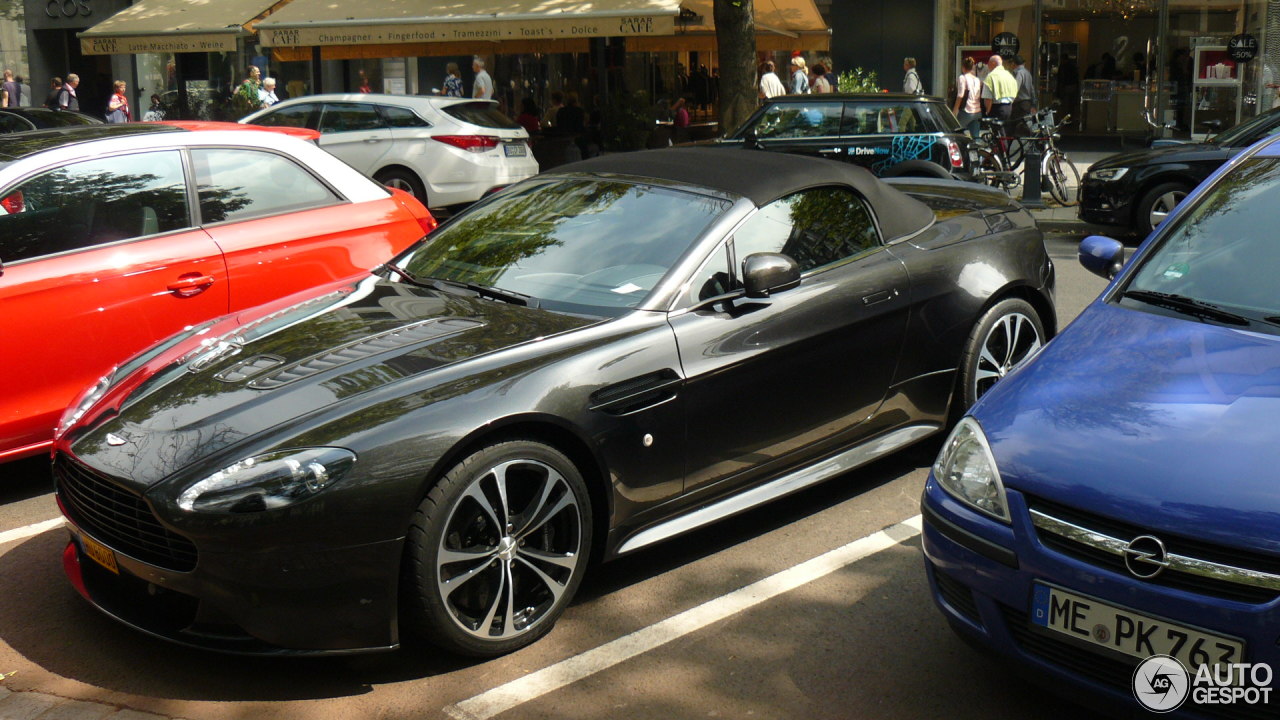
[0,123,435,463]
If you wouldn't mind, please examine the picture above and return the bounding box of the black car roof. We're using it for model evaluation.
[0,124,184,163]
[557,147,935,242]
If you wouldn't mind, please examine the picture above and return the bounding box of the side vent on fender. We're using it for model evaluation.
[588,369,682,416]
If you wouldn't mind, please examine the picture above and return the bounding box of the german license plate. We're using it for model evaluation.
[504,142,527,157]
[81,533,119,574]
[1031,584,1243,670]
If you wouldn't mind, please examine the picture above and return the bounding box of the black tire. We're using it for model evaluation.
[404,440,593,657]
[1004,137,1026,171]
[956,298,1045,412]
[1134,181,1190,236]
[374,167,427,204]
[1045,152,1081,206]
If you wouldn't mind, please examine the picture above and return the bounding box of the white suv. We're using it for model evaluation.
[243,94,538,210]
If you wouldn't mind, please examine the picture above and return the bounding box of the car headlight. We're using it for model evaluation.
[932,417,1009,522]
[1089,167,1128,181]
[56,370,115,438]
[178,447,357,514]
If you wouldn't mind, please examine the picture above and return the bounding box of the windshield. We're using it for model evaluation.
[1212,109,1280,147]
[1122,157,1280,332]
[398,177,729,316]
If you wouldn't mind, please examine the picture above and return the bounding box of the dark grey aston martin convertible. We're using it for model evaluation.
[54,148,1055,657]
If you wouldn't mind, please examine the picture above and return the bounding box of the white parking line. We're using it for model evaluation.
[0,517,63,546]
[444,514,924,720]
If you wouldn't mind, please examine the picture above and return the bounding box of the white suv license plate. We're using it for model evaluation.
[504,143,527,157]
[1031,584,1244,671]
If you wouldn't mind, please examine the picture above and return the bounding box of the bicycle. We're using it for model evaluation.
[1023,108,1081,206]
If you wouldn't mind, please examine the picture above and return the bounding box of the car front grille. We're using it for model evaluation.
[1002,605,1272,720]
[55,454,197,572]
[1026,496,1280,605]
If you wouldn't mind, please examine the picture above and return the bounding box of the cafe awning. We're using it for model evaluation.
[630,0,830,53]
[79,0,290,55]
[258,0,681,58]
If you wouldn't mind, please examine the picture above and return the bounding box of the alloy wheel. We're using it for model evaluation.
[973,311,1042,399]
[1148,190,1186,229]
[436,458,584,641]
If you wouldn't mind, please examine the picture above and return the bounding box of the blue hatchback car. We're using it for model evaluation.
[922,134,1280,717]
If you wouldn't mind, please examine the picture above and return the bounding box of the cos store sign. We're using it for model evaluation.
[46,0,92,17]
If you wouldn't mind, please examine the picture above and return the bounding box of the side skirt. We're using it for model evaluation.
[615,424,940,555]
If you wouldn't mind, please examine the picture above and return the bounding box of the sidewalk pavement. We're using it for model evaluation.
[1019,149,1120,236]
[0,685,178,720]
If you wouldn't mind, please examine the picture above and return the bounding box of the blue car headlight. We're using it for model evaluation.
[178,447,357,514]
[932,417,1009,522]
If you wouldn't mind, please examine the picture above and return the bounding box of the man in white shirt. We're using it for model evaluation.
[758,61,786,99]
[259,77,279,107]
[472,58,493,100]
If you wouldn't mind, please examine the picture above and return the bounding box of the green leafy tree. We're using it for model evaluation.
[838,68,882,93]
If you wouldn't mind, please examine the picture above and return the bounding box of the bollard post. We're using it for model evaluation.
[1021,141,1045,209]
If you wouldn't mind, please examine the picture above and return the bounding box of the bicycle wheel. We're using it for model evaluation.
[972,147,1004,188]
[1005,137,1026,171]
[1046,152,1082,206]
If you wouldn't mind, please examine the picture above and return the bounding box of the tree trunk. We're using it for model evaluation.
[713,0,756,137]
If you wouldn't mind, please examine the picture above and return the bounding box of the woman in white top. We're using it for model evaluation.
[811,63,833,93]
[953,56,984,137]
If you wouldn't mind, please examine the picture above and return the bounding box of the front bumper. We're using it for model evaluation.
[60,508,404,655]
[1078,178,1134,227]
[921,479,1280,719]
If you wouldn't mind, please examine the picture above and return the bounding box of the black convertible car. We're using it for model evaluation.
[54,148,1055,657]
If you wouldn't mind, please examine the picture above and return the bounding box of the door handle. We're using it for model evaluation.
[167,273,215,298]
[862,290,893,306]
[363,138,383,143]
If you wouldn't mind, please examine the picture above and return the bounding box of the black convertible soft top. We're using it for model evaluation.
[558,147,936,242]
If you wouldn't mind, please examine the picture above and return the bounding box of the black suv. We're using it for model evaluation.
[722,93,973,180]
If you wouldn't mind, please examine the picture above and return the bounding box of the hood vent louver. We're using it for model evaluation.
[249,318,483,390]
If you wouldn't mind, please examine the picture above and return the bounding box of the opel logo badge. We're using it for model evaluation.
[105,433,126,446]
[1123,535,1170,579]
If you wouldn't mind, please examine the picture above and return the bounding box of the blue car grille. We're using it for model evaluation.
[1002,604,1271,720]
[1027,496,1280,605]
[55,454,197,573]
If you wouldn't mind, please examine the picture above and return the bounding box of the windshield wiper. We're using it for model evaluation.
[1121,290,1250,326]
[381,264,536,307]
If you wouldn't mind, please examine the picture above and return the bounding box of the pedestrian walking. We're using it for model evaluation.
[541,90,564,128]
[1008,55,1037,135]
[443,62,463,97]
[56,74,79,112]
[105,80,130,122]
[953,56,983,136]
[758,61,785,100]
[903,57,924,95]
[811,63,833,93]
[16,76,29,107]
[982,55,1017,123]
[789,57,810,95]
[234,65,262,113]
[259,77,280,107]
[2,70,20,107]
[472,58,493,100]
[44,77,61,109]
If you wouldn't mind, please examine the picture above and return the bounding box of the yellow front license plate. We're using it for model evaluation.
[81,533,118,574]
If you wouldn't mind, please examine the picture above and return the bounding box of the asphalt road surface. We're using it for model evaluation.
[0,233,1110,720]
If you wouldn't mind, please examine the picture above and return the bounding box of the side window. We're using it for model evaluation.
[842,103,925,135]
[0,150,190,263]
[252,103,317,129]
[192,148,339,224]
[732,187,880,274]
[0,114,31,133]
[751,103,843,139]
[381,105,431,128]
[319,103,387,133]
[680,242,733,308]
